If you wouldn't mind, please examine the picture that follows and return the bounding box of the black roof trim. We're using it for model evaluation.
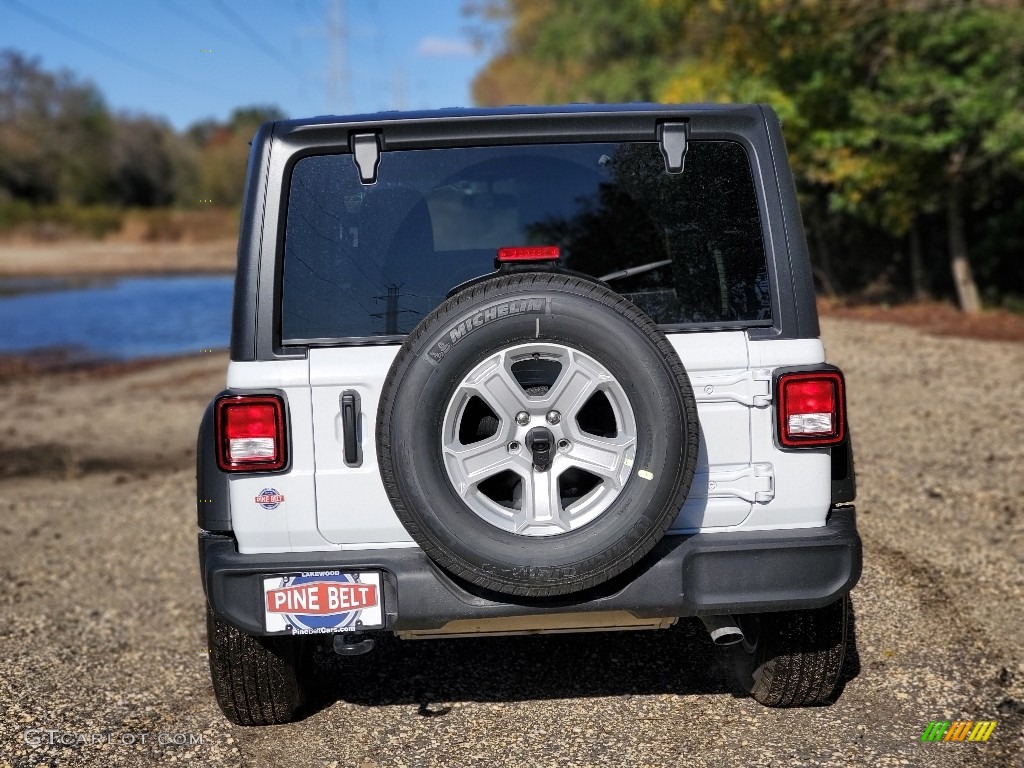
[276,102,759,131]
[274,104,760,152]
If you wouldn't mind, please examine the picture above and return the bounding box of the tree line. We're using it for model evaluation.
[467,0,1024,311]
[0,50,281,222]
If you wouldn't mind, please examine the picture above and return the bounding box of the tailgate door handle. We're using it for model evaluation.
[340,390,362,467]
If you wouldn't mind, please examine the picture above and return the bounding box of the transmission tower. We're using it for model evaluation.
[325,0,351,114]
[371,285,419,335]
[393,66,407,111]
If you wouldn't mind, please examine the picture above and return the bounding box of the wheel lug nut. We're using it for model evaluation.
[557,439,570,451]
[515,411,530,426]
[546,410,561,425]
[508,441,521,452]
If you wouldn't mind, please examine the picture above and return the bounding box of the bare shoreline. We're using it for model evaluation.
[0,239,237,277]
[0,347,224,384]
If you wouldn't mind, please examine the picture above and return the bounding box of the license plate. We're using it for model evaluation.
[263,571,384,634]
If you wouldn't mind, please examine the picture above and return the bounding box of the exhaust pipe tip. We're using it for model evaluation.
[701,615,745,646]
[709,626,745,646]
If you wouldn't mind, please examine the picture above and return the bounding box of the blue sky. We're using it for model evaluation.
[0,0,492,130]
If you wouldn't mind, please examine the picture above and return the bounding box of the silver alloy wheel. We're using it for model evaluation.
[441,343,637,537]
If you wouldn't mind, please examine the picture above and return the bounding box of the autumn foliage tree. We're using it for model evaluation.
[468,0,1024,311]
[187,106,285,208]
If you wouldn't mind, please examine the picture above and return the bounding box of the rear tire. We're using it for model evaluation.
[730,596,848,707]
[206,604,313,725]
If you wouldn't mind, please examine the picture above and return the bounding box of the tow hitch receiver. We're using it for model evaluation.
[333,633,375,656]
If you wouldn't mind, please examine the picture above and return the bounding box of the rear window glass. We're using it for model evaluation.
[281,141,771,341]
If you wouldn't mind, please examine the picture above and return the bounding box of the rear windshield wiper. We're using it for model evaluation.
[599,259,672,282]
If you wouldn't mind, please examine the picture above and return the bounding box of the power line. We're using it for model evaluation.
[210,0,304,77]
[293,0,322,23]
[0,0,234,97]
[159,0,247,45]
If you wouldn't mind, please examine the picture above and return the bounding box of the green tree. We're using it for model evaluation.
[0,50,113,204]
[838,4,1024,312]
[110,115,194,207]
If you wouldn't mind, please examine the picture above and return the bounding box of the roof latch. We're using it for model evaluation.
[350,132,381,185]
[658,122,688,174]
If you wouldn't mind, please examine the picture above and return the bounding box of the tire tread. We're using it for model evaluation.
[741,597,848,707]
[206,605,308,726]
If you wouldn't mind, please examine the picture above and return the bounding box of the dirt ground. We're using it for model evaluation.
[0,317,1021,767]
[819,299,1024,344]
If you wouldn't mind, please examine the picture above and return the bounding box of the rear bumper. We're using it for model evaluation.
[200,506,862,636]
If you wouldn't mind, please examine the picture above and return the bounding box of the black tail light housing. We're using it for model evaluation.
[215,394,288,472]
[775,368,847,449]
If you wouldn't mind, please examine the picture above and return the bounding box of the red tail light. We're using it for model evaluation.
[777,371,846,448]
[215,395,287,471]
[496,245,560,263]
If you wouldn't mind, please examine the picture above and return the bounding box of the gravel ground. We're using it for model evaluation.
[0,317,1021,768]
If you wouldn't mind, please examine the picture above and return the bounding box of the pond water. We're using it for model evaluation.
[0,274,234,360]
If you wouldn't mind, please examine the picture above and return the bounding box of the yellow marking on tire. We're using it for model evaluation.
[638,470,654,480]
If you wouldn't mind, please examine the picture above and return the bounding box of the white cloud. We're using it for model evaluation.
[415,36,476,57]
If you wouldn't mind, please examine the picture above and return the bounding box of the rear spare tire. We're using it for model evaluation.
[377,273,699,596]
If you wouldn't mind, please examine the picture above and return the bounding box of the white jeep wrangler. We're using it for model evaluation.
[197,104,861,725]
